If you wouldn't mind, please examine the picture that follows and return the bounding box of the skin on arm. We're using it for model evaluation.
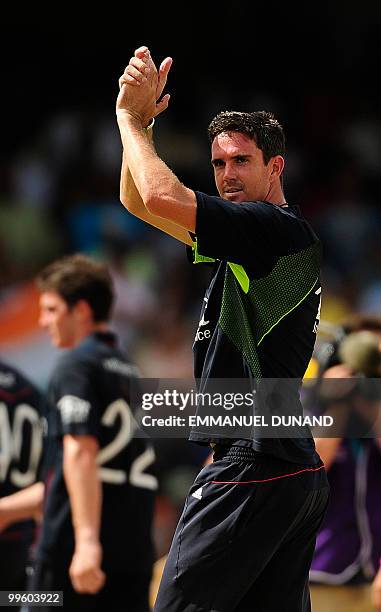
[63,434,105,594]
[120,132,193,245]
[119,48,193,245]
[0,482,44,533]
[314,437,342,471]
[116,48,197,233]
[314,364,355,470]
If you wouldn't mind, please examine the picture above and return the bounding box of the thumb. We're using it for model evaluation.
[157,57,173,99]
[159,57,173,78]
[154,93,171,117]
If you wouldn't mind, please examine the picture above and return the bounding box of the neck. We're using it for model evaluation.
[265,179,286,206]
[72,322,110,348]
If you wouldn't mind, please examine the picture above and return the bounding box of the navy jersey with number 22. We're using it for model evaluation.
[38,332,156,574]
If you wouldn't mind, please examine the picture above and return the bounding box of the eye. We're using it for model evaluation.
[212,159,224,168]
[235,156,249,164]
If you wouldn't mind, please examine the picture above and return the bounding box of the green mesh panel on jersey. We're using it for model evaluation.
[219,242,321,378]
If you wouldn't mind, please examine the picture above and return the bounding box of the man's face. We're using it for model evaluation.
[39,291,78,348]
[211,131,274,203]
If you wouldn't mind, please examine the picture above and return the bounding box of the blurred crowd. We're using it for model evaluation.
[1,93,381,354]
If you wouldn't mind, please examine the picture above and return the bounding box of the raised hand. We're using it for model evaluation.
[117,46,172,126]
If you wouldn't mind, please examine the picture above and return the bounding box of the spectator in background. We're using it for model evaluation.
[0,360,44,610]
[309,320,381,611]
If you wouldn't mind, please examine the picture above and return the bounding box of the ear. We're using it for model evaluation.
[270,155,285,181]
[73,299,94,324]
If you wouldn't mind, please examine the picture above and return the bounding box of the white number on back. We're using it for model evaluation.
[97,399,158,490]
[0,403,43,487]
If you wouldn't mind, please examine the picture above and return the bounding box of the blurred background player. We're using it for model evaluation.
[1,255,157,612]
[0,359,44,610]
[307,316,381,611]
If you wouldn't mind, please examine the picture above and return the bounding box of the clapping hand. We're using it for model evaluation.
[116,46,172,127]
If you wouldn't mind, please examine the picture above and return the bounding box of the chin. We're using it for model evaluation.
[50,336,67,349]
[223,193,246,204]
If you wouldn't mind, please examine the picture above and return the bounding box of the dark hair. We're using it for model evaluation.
[208,110,285,165]
[37,254,114,322]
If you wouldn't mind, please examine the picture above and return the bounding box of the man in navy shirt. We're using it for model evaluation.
[0,255,157,612]
[116,47,329,611]
[0,361,44,605]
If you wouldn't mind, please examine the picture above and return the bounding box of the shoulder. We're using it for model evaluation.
[0,360,26,388]
[52,348,95,380]
[0,360,40,399]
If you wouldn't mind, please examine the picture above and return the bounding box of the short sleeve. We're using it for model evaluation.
[194,191,315,268]
[51,360,100,437]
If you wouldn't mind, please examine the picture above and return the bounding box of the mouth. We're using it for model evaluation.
[223,189,244,201]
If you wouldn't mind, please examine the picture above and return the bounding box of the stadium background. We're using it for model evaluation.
[1,5,381,562]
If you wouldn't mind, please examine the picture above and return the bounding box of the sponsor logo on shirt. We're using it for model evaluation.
[57,395,91,424]
[195,297,211,342]
[103,358,140,378]
[192,486,203,500]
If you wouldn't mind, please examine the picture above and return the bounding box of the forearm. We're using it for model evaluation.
[120,123,154,214]
[121,151,144,213]
[63,437,101,544]
[0,482,44,527]
[118,113,179,203]
[117,113,196,230]
[314,437,342,470]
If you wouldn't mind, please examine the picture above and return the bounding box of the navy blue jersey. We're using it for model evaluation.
[188,192,322,464]
[0,360,44,543]
[37,332,156,574]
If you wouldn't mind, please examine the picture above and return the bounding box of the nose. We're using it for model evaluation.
[38,311,48,328]
[222,161,237,181]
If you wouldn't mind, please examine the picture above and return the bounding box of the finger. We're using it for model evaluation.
[134,45,149,58]
[119,75,141,89]
[157,57,173,99]
[154,93,171,117]
[128,56,149,74]
[85,570,106,594]
[70,574,81,593]
[71,570,104,595]
[139,48,157,73]
[83,577,103,594]
[159,57,173,79]
[126,64,147,83]
[96,569,106,589]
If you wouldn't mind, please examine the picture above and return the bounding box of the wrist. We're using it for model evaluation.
[116,110,144,129]
[75,527,99,545]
